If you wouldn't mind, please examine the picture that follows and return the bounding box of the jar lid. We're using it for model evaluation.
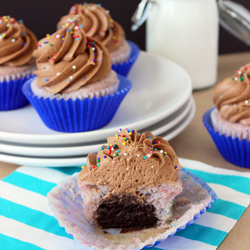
[218,0,250,45]
[131,0,154,31]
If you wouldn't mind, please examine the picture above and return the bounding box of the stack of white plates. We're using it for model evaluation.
[0,52,194,167]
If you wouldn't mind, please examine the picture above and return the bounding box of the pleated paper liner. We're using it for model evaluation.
[203,108,250,168]
[47,169,217,250]
[22,75,132,133]
[0,71,34,111]
[111,41,140,77]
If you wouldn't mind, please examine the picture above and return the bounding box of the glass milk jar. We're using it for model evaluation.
[146,0,219,89]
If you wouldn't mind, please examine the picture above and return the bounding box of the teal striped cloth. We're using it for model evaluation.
[0,158,249,250]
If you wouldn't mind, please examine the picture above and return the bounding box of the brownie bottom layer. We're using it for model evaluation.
[97,194,158,229]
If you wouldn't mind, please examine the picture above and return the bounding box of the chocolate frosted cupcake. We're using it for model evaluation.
[0,16,37,110]
[22,21,132,132]
[57,3,140,77]
[79,129,182,230]
[203,63,250,168]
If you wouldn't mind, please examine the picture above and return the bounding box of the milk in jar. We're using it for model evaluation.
[146,0,219,89]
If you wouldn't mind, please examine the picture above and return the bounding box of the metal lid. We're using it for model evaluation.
[218,0,250,45]
[132,0,250,46]
[131,0,154,31]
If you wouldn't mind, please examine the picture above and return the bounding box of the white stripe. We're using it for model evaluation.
[208,183,250,207]
[156,235,215,250]
[194,212,236,232]
[0,216,90,250]
[16,166,69,184]
[0,182,53,216]
[179,158,250,178]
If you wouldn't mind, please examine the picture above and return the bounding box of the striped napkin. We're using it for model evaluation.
[0,158,250,250]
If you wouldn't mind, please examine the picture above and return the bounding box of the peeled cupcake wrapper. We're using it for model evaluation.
[47,169,216,250]
[203,108,250,168]
[111,41,140,77]
[0,68,35,111]
[22,75,132,133]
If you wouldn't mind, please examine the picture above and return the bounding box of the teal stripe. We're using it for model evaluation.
[209,198,246,220]
[0,198,71,239]
[175,224,227,246]
[0,233,44,250]
[2,172,56,196]
[51,167,81,176]
[185,168,250,195]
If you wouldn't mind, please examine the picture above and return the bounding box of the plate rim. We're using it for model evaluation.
[0,98,195,167]
[0,97,194,157]
[0,51,192,145]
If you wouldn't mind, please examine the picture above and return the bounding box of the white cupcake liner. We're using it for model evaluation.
[47,169,216,250]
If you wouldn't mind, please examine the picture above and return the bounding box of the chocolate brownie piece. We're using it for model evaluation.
[97,194,158,229]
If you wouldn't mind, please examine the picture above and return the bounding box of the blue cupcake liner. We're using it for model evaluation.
[111,40,140,77]
[0,74,32,111]
[203,108,250,168]
[22,75,132,133]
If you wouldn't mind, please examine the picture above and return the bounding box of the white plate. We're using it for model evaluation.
[0,99,195,167]
[0,51,192,145]
[0,97,194,157]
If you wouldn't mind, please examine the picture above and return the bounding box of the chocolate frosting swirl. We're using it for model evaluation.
[0,16,37,67]
[79,129,182,196]
[57,3,125,53]
[33,21,111,95]
[213,64,250,125]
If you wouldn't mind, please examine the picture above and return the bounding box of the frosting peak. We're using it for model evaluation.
[0,16,37,67]
[33,21,111,94]
[79,129,182,196]
[213,64,250,125]
[57,3,125,53]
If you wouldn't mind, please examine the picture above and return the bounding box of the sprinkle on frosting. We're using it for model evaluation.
[33,20,111,95]
[57,3,125,53]
[213,63,250,125]
[79,129,182,196]
[0,16,37,66]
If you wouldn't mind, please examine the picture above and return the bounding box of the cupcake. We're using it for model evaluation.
[79,129,183,230]
[57,3,140,77]
[0,16,37,111]
[203,63,250,168]
[47,128,216,249]
[22,21,132,132]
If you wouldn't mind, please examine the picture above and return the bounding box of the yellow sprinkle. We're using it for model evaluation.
[165,152,167,154]
[129,132,132,135]
[62,38,65,40]
[115,134,118,137]
[81,166,85,169]
[127,140,129,143]
[122,142,126,146]
[113,36,117,39]
[110,144,113,146]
